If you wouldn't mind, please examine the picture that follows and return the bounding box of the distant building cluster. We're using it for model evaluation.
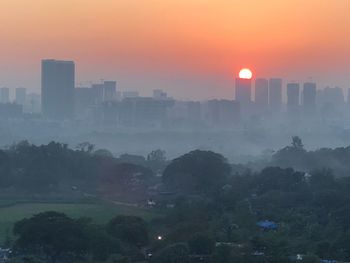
[234,76,348,122]
[0,86,41,119]
[1,59,350,130]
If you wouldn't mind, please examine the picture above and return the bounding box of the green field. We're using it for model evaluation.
[0,201,160,244]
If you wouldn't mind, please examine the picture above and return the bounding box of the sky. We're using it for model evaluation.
[1,0,350,100]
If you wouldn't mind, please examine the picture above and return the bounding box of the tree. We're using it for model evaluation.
[162,150,231,194]
[93,149,114,158]
[301,254,320,263]
[106,254,130,263]
[13,211,88,263]
[292,136,304,149]
[188,233,215,255]
[332,205,350,231]
[272,137,307,169]
[147,149,166,163]
[146,149,167,172]
[107,215,149,247]
[0,150,12,187]
[118,154,146,166]
[101,163,154,198]
[254,167,306,194]
[332,231,350,260]
[151,243,189,263]
[76,142,95,153]
[79,220,122,261]
[309,169,337,190]
[316,241,331,259]
[212,245,233,263]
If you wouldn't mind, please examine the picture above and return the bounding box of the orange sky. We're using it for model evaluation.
[1,0,350,99]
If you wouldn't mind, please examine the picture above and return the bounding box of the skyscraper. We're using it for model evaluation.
[187,101,201,122]
[27,93,41,113]
[235,78,252,105]
[91,83,104,104]
[74,87,95,118]
[302,82,316,112]
[287,83,300,112]
[206,99,240,126]
[15,87,27,105]
[268,78,282,112]
[103,81,117,101]
[41,59,75,119]
[0,87,10,104]
[255,78,268,108]
[322,87,344,105]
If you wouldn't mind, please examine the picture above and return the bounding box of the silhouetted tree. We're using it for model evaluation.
[151,243,189,263]
[254,167,306,194]
[163,150,231,194]
[94,148,114,158]
[188,233,215,255]
[76,142,95,153]
[292,136,304,149]
[107,215,149,247]
[13,211,88,263]
[147,149,166,162]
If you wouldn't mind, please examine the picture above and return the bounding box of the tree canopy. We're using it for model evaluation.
[162,150,231,194]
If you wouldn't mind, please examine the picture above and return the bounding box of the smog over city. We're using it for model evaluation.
[0,1,350,263]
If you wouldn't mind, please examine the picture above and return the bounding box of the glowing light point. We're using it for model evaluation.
[239,68,253,79]
[157,235,163,240]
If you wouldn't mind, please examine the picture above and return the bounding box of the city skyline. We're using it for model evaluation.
[1,59,350,102]
[2,61,350,106]
[1,0,350,99]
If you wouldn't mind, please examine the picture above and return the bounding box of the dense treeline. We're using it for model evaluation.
[156,149,350,263]
[12,212,148,263]
[270,136,350,176]
[3,138,350,262]
[0,141,166,200]
[1,137,350,194]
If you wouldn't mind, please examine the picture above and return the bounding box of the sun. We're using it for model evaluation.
[239,68,253,79]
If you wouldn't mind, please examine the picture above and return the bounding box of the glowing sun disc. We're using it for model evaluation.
[239,68,253,79]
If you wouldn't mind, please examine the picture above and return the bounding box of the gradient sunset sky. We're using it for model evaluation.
[1,0,350,99]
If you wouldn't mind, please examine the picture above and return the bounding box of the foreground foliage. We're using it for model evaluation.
[3,138,350,262]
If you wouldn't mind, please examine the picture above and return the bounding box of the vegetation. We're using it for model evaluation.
[13,212,140,263]
[162,150,230,194]
[2,138,350,262]
[271,136,350,176]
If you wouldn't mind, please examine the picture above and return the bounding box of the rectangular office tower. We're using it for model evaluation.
[255,78,269,108]
[103,81,117,101]
[235,78,252,105]
[0,87,10,104]
[268,78,282,112]
[302,82,316,112]
[206,99,240,126]
[41,59,75,119]
[287,83,300,112]
[15,87,27,105]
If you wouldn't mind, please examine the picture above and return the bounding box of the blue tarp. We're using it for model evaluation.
[257,220,278,230]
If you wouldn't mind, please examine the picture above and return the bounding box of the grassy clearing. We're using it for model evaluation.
[0,201,160,244]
